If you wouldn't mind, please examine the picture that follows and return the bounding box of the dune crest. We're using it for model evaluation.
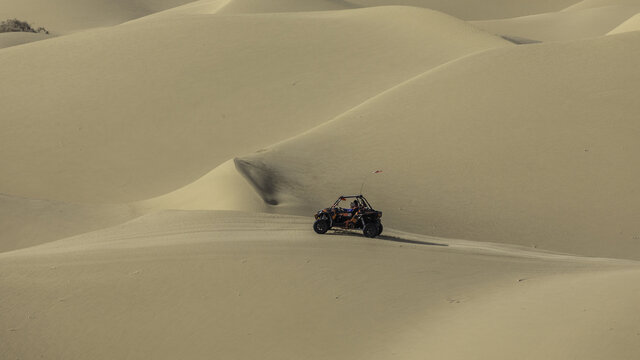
[608,12,640,33]
[216,0,359,14]
[121,0,233,21]
[137,159,267,212]
[346,0,582,20]
[563,0,640,11]
[472,4,640,42]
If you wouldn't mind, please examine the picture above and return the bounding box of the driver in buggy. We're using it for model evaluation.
[342,200,362,227]
[337,199,360,222]
[349,200,360,213]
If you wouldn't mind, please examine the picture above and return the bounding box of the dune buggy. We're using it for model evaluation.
[313,195,383,238]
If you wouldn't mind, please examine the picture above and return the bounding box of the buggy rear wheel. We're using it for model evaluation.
[363,222,379,238]
[313,219,330,234]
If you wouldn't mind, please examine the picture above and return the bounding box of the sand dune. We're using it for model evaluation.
[346,0,582,20]
[234,31,640,260]
[402,268,640,359]
[217,0,359,14]
[609,12,640,33]
[472,4,640,42]
[122,0,357,21]
[137,159,267,212]
[0,32,51,49]
[563,0,640,11]
[0,0,197,33]
[2,211,637,359]
[0,7,509,203]
[122,0,233,21]
[0,194,139,253]
[3,1,640,359]
[139,0,586,19]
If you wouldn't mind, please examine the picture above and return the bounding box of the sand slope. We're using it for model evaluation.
[346,0,582,20]
[2,211,638,359]
[3,2,640,359]
[563,0,640,11]
[403,268,640,359]
[0,194,139,253]
[472,4,640,42]
[233,31,640,260]
[609,12,640,33]
[0,0,197,33]
[217,0,359,14]
[0,7,510,203]
[0,32,52,49]
[137,159,267,212]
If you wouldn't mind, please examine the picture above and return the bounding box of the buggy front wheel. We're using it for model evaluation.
[363,223,379,238]
[313,219,330,234]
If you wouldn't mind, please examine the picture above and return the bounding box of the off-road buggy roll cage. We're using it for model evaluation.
[313,194,383,238]
[330,195,374,210]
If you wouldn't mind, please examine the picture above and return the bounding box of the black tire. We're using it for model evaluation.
[313,219,330,234]
[376,222,383,236]
[363,222,379,238]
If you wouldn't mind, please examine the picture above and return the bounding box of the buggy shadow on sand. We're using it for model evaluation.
[313,195,383,238]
